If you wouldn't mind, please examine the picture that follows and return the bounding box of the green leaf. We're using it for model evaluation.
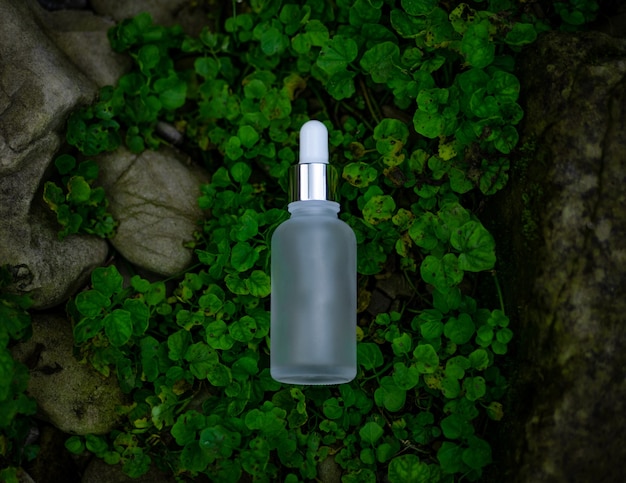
[205,320,235,350]
[67,176,91,204]
[437,442,467,474]
[65,435,85,454]
[360,42,400,83]
[54,154,76,175]
[103,309,133,346]
[325,70,357,100]
[392,362,420,390]
[413,344,439,374]
[468,348,490,370]
[444,314,475,345]
[461,21,494,69]
[75,290,110,317]
[359,421,384,444]
[342,162,378,188]
[357,342,384,370]
[374,376,406,412]
[154,75,187,110]
[237,125,260,149]
[450,221,496,272]
[373,118,409,155]
[362,195,396,225]
[185,342,218,379]
[229,315,257,342]
[171,410,206,446]
[388,454,432,483]
[462,436,492,470]
[322,397,343,419]
[420,253,463,291]
[317,35,358,75]
[246,270,271,298]
[168,329,192,361]
[230,242,259,272]
[505,22,537,46]
[409,212,439,250]
[231,162,253,183]
[401,0,437,16]
[463,376,486,401]
[91,265,124,298]
[441,413,473,440]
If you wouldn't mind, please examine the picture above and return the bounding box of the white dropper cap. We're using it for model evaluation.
[299,120,329,164]
[289,120,337,202]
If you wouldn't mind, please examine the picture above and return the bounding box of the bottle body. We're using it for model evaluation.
[271,201,357,385]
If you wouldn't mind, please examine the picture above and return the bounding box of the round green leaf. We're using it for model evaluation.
[461,21,494,68]
[360,421,384,445]
[67,176,91,204]
[75,290,110,317]
[393,362,420,390]
[360,41,400,83]
[230,242,259,272]
[444,313,475,345]
[362,195,396,225]
[401,0,437,16]
[413,344,439,374]
[505,22,537,46]
[322,397,343,419]
[91,265,124,298]
[462,436,492,470]
[441,413,473,440]
[185,342,218,379]
[104,309,133,347]
[463,376,487,401]
[237,125,260,149]
[229,315,257,343]
[468,348,490,370]
[374,376,406,412]
[357,342,384,370]
[420,253,463,291]
[246,270,271,298]
[388,454,430,483]
[342,162,378,188]
[450,221,496,272]
[317,35,358,76]
[437,442,466,474]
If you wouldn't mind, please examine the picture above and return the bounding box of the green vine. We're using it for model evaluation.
[35,0,597,481]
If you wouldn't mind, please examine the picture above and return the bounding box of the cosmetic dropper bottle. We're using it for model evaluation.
[270,120,357,385]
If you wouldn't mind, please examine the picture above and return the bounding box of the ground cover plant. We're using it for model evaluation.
[0,267,37,483]
[25,0,597,482]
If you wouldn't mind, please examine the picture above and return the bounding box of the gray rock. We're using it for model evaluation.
[0,0,109,308]
[491,32,626,482]
[96,146,207,276]
[11,313,127,435]
[34,7,132,87]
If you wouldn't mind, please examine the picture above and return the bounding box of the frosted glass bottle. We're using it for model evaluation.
[271,121,357,385]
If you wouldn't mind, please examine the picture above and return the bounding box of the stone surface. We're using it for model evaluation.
[11,313,127,435]
[35,7,131,87]
[96,146,207,276]
[490,31,626,482]
[0,0,109,308]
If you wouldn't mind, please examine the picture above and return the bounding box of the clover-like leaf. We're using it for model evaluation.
[317,35,358,76]
[362,195,396,225]
[450,221,496,272]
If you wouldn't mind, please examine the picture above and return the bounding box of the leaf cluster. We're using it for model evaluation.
[54,0,541,481]
[43,154,116,240]
[0,267,37,483]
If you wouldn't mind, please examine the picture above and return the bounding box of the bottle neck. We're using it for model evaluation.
[287,200,340,216]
